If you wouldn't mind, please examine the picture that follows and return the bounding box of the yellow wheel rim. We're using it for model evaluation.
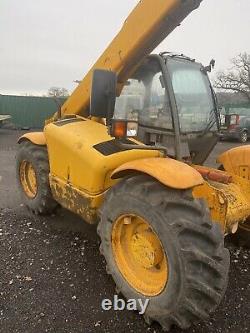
[20,161,38,198]
[112,214,168,296]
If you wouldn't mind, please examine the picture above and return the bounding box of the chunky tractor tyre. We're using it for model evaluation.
[16,141,58,214]
[98,175,230,331]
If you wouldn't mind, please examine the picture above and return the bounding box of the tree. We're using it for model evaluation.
[214,53,250,102]
[48,87,69,97]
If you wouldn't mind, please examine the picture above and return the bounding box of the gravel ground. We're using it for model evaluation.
[0,129,250,333]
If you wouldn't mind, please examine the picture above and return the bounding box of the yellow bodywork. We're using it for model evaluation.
[19,118,250,234]
[193,165,250,234]
[215,146,250,233]
[44,118,160,223]
[16,0,250,236]
[113,160,250,234]
[217,145,250,178]
[45,118,159,194]
[42,118,205,224]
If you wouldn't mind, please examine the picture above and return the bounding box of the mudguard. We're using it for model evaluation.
[111,157,204,190]
[17,132,46,146]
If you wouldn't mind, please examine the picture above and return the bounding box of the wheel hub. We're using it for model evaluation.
[131,228,164,269]
[20,160,38,198]
[112,214,168,296]
[242,132,247,142]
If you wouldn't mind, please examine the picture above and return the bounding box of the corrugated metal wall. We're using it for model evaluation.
[224,103,250,116]
[0,95,67,129]
[2,94,249,129]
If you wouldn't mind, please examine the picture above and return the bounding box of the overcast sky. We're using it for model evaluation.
[0,0,250,96]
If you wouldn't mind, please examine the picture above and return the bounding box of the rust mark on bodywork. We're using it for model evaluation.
[50,175,104,224]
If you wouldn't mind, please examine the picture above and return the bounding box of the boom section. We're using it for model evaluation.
[61,0,202,117]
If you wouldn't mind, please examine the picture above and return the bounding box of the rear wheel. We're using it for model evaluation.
[16,141,58,214]
[98,175,230,331]
[239,131,248,143]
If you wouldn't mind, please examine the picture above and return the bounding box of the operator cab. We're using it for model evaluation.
[114,53,219,164]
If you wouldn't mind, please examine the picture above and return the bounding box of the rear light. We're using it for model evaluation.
[110,119,138,138]
[229,115,240,129]
[236,115,240,125]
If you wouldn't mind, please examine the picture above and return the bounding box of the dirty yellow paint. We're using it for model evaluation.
[50,175,104,224]
[44,118,160,196]
[193,165,250,234]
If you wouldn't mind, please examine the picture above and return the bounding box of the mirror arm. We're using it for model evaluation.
[106,92,114,126]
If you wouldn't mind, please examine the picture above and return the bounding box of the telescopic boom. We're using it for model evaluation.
[61,0,202,118]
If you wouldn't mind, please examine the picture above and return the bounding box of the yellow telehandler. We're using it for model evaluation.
[16,0,250,330]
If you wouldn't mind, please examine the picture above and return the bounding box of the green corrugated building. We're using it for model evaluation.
[0,95,67,129]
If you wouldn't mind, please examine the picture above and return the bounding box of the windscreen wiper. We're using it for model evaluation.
[198,109,218,137]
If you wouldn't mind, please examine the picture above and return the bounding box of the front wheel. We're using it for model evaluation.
[98,175,230,331]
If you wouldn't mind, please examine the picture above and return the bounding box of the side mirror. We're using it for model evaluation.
[201,59,216,73]
[90,69,117,124]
